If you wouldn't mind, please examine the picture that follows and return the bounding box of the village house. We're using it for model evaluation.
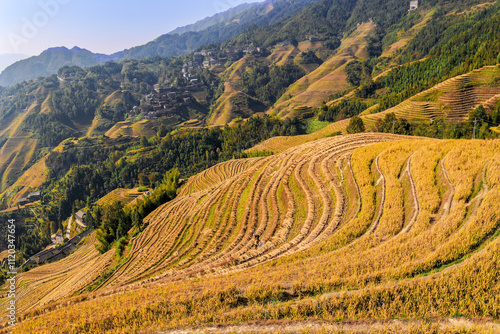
[51,234,64,245]
[27,191,41,202]
[75,210,87,228]
[409,0,420,11]
[17,197,27,207]
[193,52,203,62]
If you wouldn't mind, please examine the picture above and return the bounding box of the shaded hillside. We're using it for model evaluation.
[3,134,500,333]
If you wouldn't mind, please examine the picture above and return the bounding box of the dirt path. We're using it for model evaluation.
[156,318,500,334]
[400,154,419,234]
[368,154,386,234]
[65,216,72,239]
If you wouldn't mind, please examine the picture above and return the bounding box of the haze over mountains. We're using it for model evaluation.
[0,54,27,73]
[0,0,317,87]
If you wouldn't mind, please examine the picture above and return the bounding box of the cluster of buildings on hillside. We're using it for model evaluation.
[129,84,197,119]
[184,46,264,74]
[16,191,40,207]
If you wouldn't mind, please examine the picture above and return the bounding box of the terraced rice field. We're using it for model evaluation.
[363,65,500,126]
[0,233,113,317]
[269,22,375,119]
[251,65,500,154]
[105,120,157,138]
[96,188,147,207]
[0,102,40,193]
[0,154,49,208]
[2,133,500,334]
[209,56,265,126]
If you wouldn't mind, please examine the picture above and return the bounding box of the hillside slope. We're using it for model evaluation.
[250,65,500,153]
[269,22,374,118]
[3,134,500,333]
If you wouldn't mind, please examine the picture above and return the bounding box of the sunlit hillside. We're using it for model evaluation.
[2,133,499,333]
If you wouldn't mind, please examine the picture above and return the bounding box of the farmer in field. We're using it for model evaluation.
[253,234,261,249]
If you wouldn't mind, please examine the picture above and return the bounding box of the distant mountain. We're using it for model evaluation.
[0,54,27,73]
[121,0,319,60]
[0,47,123,87]
[0,0,317,86]
[169,2,258,35]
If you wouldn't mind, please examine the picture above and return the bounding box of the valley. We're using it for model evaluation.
[1,0,500,332]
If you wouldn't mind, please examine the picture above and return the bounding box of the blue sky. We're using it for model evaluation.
[0,0,263,56]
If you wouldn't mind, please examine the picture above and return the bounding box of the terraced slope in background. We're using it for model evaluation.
[251,65,500,154]
[0,102,39,193]
[2,134,500,334]
[268,22,375,119]
[105,120,158,139]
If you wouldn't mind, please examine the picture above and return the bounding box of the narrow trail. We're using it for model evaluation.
[157,319,500,334]
[440,153,455,217]
[368,154,386,234]
[399,154,419,234]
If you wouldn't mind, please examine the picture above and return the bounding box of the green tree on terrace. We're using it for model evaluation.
[374,113,412,135]
[346,116,365,134]
[95,168,180,254]
[96,201,130,254]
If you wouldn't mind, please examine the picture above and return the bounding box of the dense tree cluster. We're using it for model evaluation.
[318,99,369,122]
[239,62,305,106]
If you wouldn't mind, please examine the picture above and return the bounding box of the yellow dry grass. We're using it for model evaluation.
[96,188,146,207]
[3,135,500,334]
[104,120,157,138]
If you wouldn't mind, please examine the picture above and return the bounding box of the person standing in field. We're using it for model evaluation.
[253,234,260,249]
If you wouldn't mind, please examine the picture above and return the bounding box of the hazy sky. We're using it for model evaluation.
[0,0,262,56]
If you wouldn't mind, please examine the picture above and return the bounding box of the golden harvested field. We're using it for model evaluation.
[1,133,499,333]
[96,188,147,207]
[105,120,157,138]
[0,233,113,317]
